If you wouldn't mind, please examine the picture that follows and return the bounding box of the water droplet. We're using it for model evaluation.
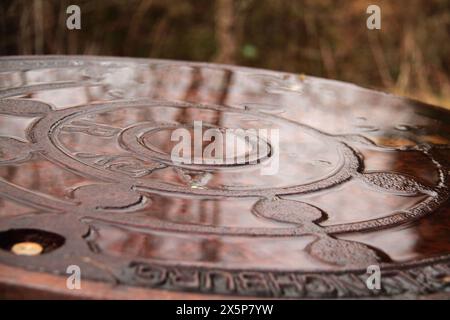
[395,124,412,131]
[355,125,379,132]
[312,159,332,166]
[107,89,125,98]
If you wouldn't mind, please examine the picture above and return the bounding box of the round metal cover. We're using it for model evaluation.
[0,56,449,299]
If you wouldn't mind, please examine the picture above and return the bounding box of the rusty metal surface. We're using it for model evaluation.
[0,56,449,299]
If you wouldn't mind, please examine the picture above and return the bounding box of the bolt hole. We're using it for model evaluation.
[0,229,65,256]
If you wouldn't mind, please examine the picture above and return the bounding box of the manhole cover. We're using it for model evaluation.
[0,56,449,299]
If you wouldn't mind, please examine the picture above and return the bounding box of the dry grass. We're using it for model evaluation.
[1,0,449,107]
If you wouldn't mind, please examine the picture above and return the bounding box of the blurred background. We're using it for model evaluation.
[1,0,449,107]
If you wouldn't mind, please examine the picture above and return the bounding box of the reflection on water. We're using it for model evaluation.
[87,221,323,270]
[0,59,449,270]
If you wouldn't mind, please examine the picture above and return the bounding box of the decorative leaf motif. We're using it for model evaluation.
[338,134,377,147]
[76,153,164,178]
[306,237,381,267]
[360,171,426,195]
[252,198,325,225]
[72,183,146,212]
[0,98,52,116]
[0,136,34,164]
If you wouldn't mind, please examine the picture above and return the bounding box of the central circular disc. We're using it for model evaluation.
[45,101,348,197]
[119,121,273,170]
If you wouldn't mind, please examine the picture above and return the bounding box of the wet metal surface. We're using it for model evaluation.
[0,56,449,299]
